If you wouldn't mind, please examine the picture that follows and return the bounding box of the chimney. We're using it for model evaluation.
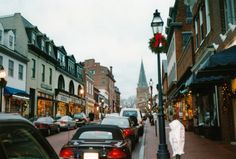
[110,66,113,74]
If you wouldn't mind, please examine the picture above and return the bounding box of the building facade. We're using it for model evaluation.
[0,13,85,118]
[0,22,29,116]
[83,59,117,113]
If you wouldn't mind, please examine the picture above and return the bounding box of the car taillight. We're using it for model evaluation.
[59,148,74,158]
[39,124,47,128]
[123,128,134,137]
[60,121,66,124]
[107,148,127,159]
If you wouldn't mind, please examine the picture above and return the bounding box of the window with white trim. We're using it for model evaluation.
[0,29,2,44]
[205,0,211,34]
[0,56,2,66]
[224,0,235,31]
[49,68,52,85]
[41,40,45,52]
[199,8,204,42]
[32,33,36,45]
[8,60,14,77]
[42,64,45,82]
[195,18,199,49]
[18,64,23,80]
[9,35,13,47]
[48,45,52,55]
[32,59,36,78]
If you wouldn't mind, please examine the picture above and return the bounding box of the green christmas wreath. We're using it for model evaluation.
[148,33,167,54]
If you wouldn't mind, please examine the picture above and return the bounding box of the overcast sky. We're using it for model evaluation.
[0,0,175,99]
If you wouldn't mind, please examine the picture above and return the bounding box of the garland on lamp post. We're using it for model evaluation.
[148,33,167,54]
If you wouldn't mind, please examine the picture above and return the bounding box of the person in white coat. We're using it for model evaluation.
[169,119,185,158]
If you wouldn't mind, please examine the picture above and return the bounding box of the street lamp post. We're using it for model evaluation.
[0,66,7,112]
[151,9,170,159]
[101,98,104,120]
[149,78,153,110]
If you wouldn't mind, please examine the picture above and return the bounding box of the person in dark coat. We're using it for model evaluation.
[88,111,95,121]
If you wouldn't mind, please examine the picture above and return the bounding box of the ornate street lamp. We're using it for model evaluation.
[151,9,170,159]
[149,78,153,110]
[0,66,7,112]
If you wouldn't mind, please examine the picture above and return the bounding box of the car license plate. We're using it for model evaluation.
[83,152,99,159]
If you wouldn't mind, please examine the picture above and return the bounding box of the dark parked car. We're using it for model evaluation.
[0,113,59,159]
[33,116,60,136]
[101,116,139,149]
[73,112,89,126]
[59,124,132,159]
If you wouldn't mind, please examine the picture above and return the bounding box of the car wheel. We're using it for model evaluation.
[139,128,144,136]
[47,129,51,136]
[57,126,60,133]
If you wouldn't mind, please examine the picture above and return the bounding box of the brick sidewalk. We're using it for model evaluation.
[144,120,236,159]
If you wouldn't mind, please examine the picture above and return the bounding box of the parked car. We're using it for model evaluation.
[59,124,132,159]
[101,116,139,150]
[105,112,120,117]
[0,113,59,159]
[73,112,89,126]
[120,107,144,136]
[33,116,60,136]
[55,115,77,130]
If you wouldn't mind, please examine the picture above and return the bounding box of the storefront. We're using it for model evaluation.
[55,91,70,117]
[86,98,95,114]
[37,92,54,117]
[4,86,30,118]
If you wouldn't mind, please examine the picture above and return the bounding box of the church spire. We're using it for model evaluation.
[137,60,148,88]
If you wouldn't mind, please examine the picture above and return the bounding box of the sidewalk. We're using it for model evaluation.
[144,120,236,159]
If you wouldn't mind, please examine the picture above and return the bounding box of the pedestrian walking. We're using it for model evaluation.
[88,111,95,121]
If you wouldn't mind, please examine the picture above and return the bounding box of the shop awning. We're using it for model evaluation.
[4,86,29,97]
[185,74,228,87]
[197,45,236,78]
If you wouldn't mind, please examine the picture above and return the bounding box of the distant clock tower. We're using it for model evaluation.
[136,60,149,112]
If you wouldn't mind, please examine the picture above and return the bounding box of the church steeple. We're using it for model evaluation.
[137,60,148,88]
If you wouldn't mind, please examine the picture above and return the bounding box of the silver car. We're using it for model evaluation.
[55,115,77,130]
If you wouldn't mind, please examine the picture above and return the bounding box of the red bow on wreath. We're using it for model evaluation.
[154,33,163,48]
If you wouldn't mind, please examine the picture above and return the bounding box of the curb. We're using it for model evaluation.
[139,121,147,159]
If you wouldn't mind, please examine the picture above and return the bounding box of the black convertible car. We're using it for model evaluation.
[59,124,132,159]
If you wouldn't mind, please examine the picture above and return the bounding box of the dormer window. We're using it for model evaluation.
[41,40,45,52]
[57,51,65,67]
[32,33,36,45]
[48,45,52,55]
[9,35,13,47]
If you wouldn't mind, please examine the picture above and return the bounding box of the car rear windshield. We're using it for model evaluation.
[101,118,129,128]
[72,126,123,140]
[122,110,138,118]
[74,113,83,118]
[79,131,113,139]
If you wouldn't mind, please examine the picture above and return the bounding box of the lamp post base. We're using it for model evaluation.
[157,144,170,159]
